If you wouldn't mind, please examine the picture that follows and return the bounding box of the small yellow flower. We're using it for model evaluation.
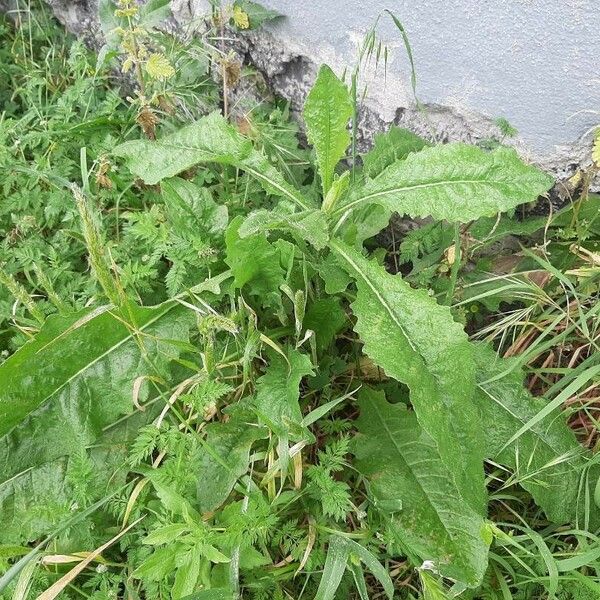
[115,7,138,17]
[122,57,134,73]
[145,53,175,80]
[121,38,136,54]
[592,129,600,168]
[137,44,148,59]
[232,5,250,29]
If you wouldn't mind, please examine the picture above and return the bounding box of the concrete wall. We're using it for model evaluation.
[14,0,599,175]
[249,0,600,173]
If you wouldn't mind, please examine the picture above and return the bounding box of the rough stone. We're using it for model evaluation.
[252,1,600,172]
[5,0,597,191]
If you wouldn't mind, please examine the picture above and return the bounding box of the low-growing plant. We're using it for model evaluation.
[1,5,599,600]
[0,0,290,353]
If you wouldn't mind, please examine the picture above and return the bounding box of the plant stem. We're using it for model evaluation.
[350,68,358,183]
[126,14,146,97]
[445,223,462,305]
[0,266,45,324]
[220,8,228,119]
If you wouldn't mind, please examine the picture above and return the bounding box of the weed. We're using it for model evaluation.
[0,3,599,599]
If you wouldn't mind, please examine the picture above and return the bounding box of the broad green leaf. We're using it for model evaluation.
[474,344,587,524]
[0,459,70,544]
[98,0,120,44]
[172,549,202,600]
[0,547,30,559]
[239,208,329,250]
[202,544,230,563]
[143,524,189,545]
[133,546,178,580]
[318,253,352,294]
[162,177,228,235]
[0,274,226,543]
[335,144,554,223]
[353,388,490,586]
[419,571,450,600]
[304,65,353,196]
[0,301,192,487]
[139,0,171,28]
[114,113,310,210]
[225,216,286,310]
[113,112,252,185]
[304,296,347,353]
[147,475,201,520]
[254,347,314,437]
[362,126,430,178]
[238,546,271,569]
[197,417,266,512]
[321,171,350,213]
[0,406,153,546]
[0,486,125,593]
[236,149,312,210]
[331,240,485,512]
[233,0,281,28]
[340,202,391,248]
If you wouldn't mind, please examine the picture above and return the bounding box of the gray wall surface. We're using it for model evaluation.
[252,0,600,171]
[14,0,599,173]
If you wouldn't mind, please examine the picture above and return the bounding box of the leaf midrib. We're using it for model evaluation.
[335,241,482,411]
[333,239,472,443]
[241,164,310,210]
[366,398,476,554]
[334,178,520,216]
[322,99,333,194]
[0,303,176,440]
[331,241,415,352]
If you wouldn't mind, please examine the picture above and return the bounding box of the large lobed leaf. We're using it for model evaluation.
[114,112,311,210]
[225,216,286,310]
[113,111,252,185]
[0,408,153,545]
[353,388,490,586]
[331,240,485,513]
[474,344,591,525]
[253,347,314,437]
[239,207,329,250]
[0,268,230,544]
[335,143,554,223]
[362,126,430,178]
[0,459,70,544]
[0,301,192,487]
[303,65,353,196]
[197,413,266,513]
